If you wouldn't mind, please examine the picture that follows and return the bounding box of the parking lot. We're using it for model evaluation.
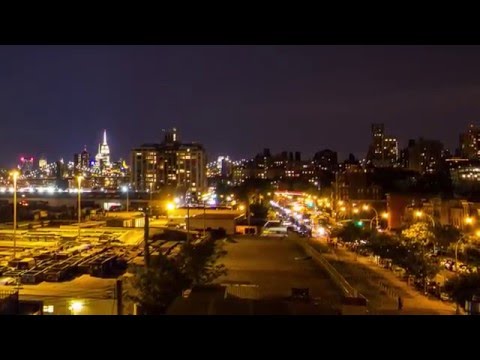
[0,223,192,314]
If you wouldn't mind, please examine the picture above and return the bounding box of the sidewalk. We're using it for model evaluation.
[313,238,458,315]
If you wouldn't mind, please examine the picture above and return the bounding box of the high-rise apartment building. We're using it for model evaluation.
[313,149,338,172]
[131,129,207,193]
[366,123,398,167]
[459,124,480,160]
[404,138,445,174]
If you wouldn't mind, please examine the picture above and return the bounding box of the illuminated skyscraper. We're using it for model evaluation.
[74,146,90,172]
[95,130,111,168]
[366,123,398,167]
[19,156,34,175]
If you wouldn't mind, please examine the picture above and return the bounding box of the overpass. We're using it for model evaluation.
[0,191,155,209]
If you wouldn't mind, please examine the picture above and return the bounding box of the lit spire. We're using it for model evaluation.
[103,129,107,145]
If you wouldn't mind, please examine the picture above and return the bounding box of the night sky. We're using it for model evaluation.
[1,45,480,167]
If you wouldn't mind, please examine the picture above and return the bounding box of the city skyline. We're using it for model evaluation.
[3,46,480,166]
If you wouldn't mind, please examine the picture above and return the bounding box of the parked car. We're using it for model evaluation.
[440,292,451,301]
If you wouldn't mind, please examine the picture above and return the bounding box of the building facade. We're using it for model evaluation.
[404,138,445,174]
[95,130,111,168]
[366,123,398,167]
[459,124,480,160]
[130,129,207,193]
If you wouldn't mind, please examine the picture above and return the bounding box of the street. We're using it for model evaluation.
[216,235,343,311]
[312,237,458,314]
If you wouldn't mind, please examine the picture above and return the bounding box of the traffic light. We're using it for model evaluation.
[355,220,363,228]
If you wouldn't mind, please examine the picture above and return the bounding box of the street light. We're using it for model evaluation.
[414,210,436,251]
[122,185,129,212]
[69,300,84,315]
[464,217,474,225]
[166,202,175,223]
[362,204,379,229]
[10,170,19,259]
[414,210,435,227]
[382,212,390,231]
[186,203,190,243]
[77,176,83,238]
[202,195,209,237]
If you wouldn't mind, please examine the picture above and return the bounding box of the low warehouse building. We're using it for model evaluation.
[188,213,243,235]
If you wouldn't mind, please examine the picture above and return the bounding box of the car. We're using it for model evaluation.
[445,260,455,271]
[0,277,17,286]
[440,292,451,301]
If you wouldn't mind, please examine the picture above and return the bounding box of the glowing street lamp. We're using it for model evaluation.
[362,204,379,228]
[353,208,359,214]
[122,185,129,212]
[69,300,84,315]
[10,170,19,259]
[381,212,389,219]
[166,202,175,222]
[414,210,435,228]
[239,204,246,211]
[415,209,437,253]
[464,217,474,225]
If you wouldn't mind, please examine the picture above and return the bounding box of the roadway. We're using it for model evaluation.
[216,235,343,311]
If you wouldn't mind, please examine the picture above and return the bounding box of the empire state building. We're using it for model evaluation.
[95,129,111,167]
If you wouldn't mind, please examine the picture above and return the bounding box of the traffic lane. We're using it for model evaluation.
[218,236,343,303]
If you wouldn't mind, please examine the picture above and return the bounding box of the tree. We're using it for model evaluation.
[249,203,269,220]
[332,222,367,243]
[399,243,439,280]
[402,222,435,247]
[130,254,190,314]
[132,236,228,314]
[434,225,461,251]
[365,233,405,260]
[363,232,439,282]
[444,273,480,306]
[177,237,228,286]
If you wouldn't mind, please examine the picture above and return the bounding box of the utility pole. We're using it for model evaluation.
[143,210,150,268]
[247,193,251,226]
[186,204,190,242]
[203,200,206,237]
[12,171,18,259]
